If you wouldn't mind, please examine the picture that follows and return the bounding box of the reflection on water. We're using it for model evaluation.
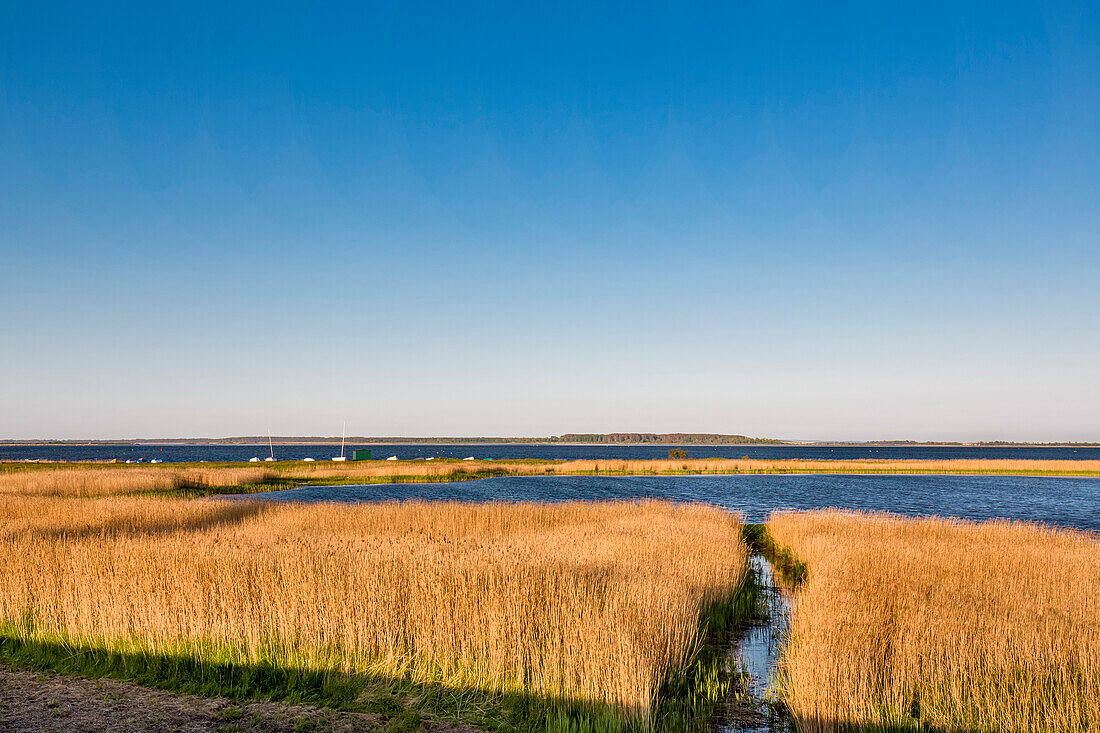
[721,555,795,732]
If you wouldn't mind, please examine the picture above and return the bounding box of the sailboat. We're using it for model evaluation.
[332,421,348,461]
[265,431,276,461]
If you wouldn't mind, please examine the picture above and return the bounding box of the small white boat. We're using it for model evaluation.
[463,456,476,461]
[302,457,315,462]
[426,457,435,461]
[150,459,162,464]
[249,457,260,462]
[386,455,398,461]
[332,421,348,461]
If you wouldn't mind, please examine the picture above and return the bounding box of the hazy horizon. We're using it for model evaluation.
[3,2,1098,442]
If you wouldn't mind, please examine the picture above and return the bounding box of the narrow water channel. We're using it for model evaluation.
[720,554,796,732]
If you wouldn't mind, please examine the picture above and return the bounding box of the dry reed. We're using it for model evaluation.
[0,496,746,723]
[0,467,277,497]
[768,510,1100,732]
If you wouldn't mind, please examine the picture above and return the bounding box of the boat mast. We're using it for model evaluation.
[340,420,346,459]
[268,430,274,460]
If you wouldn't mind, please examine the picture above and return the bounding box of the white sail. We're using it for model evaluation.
[332,421,348,461]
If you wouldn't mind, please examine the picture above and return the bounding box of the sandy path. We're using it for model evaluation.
[0,666,479,733]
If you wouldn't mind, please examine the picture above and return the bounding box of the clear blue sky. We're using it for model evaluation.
[2,1,1098,441]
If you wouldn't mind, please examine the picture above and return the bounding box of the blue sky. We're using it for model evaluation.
[2,1,1098,441]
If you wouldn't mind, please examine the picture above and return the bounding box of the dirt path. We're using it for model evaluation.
[0,666,478,733]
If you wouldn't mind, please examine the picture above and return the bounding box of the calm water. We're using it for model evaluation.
[3,443,1099,463]
[723,555,793,733]
[244,474,1100,532]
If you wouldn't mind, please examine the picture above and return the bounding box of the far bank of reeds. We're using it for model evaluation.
[276,456,1100,481]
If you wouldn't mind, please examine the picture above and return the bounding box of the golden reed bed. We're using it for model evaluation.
[0,466,277,497]
[769,511,1100,732]
[0,495,745,723]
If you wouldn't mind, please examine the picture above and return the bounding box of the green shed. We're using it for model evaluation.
[352,449,372,461]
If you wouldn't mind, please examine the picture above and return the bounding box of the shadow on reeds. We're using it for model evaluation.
[0,606,1001,732]
[742,524,807,587]
[0,573,765,733]
[294,469,518,486]
[29,500,269,542]
[0,634,624,733]
[0,630,747,733]
[170,477,300,497]
[654,572,767,732]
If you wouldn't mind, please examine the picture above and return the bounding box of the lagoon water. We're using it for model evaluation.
[245,473,1100,532]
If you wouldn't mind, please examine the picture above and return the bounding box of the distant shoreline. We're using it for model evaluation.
[1,440,1098,448]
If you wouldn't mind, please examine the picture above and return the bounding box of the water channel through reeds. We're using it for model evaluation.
[721,554,795,732]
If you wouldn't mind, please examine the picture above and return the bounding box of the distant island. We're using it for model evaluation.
[553,433,783,444]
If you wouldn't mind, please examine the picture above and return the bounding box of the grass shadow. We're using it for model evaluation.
[0,634,628,733]
[0,569,763,733]
[28,500,270,542]
[655,566,766,732]
[743,524,807,587]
